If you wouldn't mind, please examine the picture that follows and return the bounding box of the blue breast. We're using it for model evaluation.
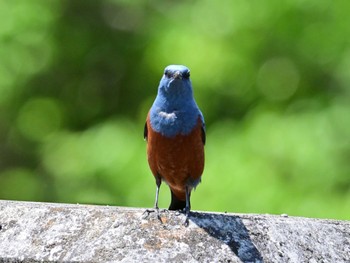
[149,68,204,138]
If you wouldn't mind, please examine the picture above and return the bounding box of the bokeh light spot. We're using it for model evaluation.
[17,97,63,142]
[0,168,45,200]
[257,57,300,101]
[41,120,138,180]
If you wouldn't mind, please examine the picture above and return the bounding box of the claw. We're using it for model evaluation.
[173,207,190,226]
[142,208,162,222]
[183,216,189,226]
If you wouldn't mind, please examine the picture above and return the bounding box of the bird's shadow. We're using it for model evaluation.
[189,211,264,263]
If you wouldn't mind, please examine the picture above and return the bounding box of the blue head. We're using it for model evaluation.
[150,65,204,137]
[158,65,193,100]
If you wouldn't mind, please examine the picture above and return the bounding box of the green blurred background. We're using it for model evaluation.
[0,0,349,219]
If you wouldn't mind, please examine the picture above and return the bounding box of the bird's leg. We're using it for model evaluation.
[143,175,162,221]
[154,176,161,210]
[183,186,191,226]
[153,176,162,221]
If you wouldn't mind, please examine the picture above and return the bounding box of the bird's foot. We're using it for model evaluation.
[174,208,190,226]
[183,215,189,227]
[183,209,190,227]
[142,208,162,222]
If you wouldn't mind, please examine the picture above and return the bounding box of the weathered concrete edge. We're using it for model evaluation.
[0,199,345,223]
[0,200,349,263]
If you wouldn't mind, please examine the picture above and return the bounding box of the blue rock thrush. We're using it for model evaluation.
[144,65,205,221]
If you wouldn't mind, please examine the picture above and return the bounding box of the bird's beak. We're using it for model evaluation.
[173,71,182,80]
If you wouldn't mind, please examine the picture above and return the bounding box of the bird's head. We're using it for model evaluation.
[158,65,193,98]
[151,65,202,136]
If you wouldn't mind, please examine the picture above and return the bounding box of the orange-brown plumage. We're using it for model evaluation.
[146,113,205,204]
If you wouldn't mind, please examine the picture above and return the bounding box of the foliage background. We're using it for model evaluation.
[0,0,349,219]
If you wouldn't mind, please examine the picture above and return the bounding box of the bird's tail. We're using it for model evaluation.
[169,190,188,210]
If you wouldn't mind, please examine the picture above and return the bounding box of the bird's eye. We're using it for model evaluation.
[164,70,171,78]
[183,70,190,79]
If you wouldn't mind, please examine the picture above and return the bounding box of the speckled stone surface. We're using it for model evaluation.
[0,200,349,262]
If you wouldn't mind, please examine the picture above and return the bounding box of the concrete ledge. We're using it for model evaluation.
[0,200,349,262]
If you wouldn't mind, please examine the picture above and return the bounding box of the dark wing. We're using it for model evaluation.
[144,122,148,141]
[201,122,206,145]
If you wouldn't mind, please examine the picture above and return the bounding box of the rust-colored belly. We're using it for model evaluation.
[146,118,204,201]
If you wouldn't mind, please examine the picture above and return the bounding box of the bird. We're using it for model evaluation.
[144,65,205,222]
